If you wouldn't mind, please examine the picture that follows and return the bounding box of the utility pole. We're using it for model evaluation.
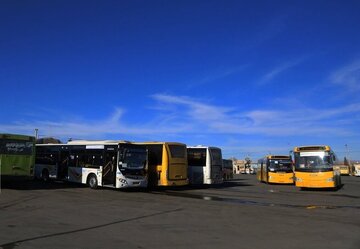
[34,128,39,139]
[345,144,353,174]
[345,144,350,162]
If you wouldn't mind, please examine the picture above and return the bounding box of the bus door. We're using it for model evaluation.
[59,147,69,179]
[264,161,269,182]
[258,161,264,181]
[258,160,266,182]
[103,146,117,186]
[146,145,162,187]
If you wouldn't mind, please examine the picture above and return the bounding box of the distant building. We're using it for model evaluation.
[232,159,246,174]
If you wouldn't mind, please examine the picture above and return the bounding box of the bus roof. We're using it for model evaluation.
[67,140,129,145]
[293,145,331,152]
[134,141,186,146]
[0,133,35,141]
[266,155,292,160]
[187,145,221,150]
[36,140,132,146]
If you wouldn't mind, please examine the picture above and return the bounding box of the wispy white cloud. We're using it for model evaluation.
[259,57,307,85]
[151,94,232,122]
[0,107,191,140]
[186,64,248,89]
[330,60,360,91]
[1,94,359,141]
[151,94,359,137]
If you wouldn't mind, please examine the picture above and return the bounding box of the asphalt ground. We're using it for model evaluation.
[0,174,359,249]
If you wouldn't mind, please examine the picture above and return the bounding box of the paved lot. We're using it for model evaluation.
[0,175,359,249]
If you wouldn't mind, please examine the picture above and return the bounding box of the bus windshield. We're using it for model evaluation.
[295,152,332,170]
[268,160,292,172]
[121,149,147,170]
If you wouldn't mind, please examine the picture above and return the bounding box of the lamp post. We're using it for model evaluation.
[34,129,38,139]
[345,144,352,175]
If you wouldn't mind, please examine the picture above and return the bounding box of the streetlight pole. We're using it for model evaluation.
[34,129,39,140]
[345,144,352,175]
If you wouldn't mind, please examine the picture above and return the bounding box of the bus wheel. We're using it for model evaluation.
[88,174,98,189]
[42,169,50,182]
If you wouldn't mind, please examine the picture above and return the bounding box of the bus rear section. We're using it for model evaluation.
[257,155,294,184]
[187,146,223,185]
[353,164,360,176]
[136,142,188,187]
[222,159,234,180]
[0,134,35,180]
[336,165,350,175]
[293,145,341,189]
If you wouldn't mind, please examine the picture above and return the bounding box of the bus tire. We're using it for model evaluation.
[87,174,98,189]
[41,169,50,182]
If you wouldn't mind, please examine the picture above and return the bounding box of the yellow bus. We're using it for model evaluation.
[293,145,341,189]
[256,155,294,184]
[336,165,350,175]
[134,142,188,187]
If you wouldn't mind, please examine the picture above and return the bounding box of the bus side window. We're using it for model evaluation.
[85,150,104,167]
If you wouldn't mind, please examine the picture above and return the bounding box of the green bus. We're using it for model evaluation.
[0,134,35,180]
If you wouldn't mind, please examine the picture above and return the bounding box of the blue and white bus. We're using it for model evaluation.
[35,140,148,189]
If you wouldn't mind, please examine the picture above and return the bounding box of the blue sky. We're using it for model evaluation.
[1,0,360,160]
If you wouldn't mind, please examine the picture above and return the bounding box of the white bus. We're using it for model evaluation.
[187,146,223,185]
[35,140,148,189]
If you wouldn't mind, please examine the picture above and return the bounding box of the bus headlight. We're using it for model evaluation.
[326,177,334,182]
[269,168,275,172]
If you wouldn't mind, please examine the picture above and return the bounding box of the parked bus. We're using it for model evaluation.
[256,155,294,184]
[333,164,350,175]
[341,165,350,175]
[293,145,341,189]
[187,146,223,185]
[134,142,188,187]
[222,159,233,180]
[35,140,148,189]
[353,163,360,177]
[0,134,35,180]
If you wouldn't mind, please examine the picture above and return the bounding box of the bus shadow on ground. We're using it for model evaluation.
[0,180,86,191]
[151,179,254,192]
